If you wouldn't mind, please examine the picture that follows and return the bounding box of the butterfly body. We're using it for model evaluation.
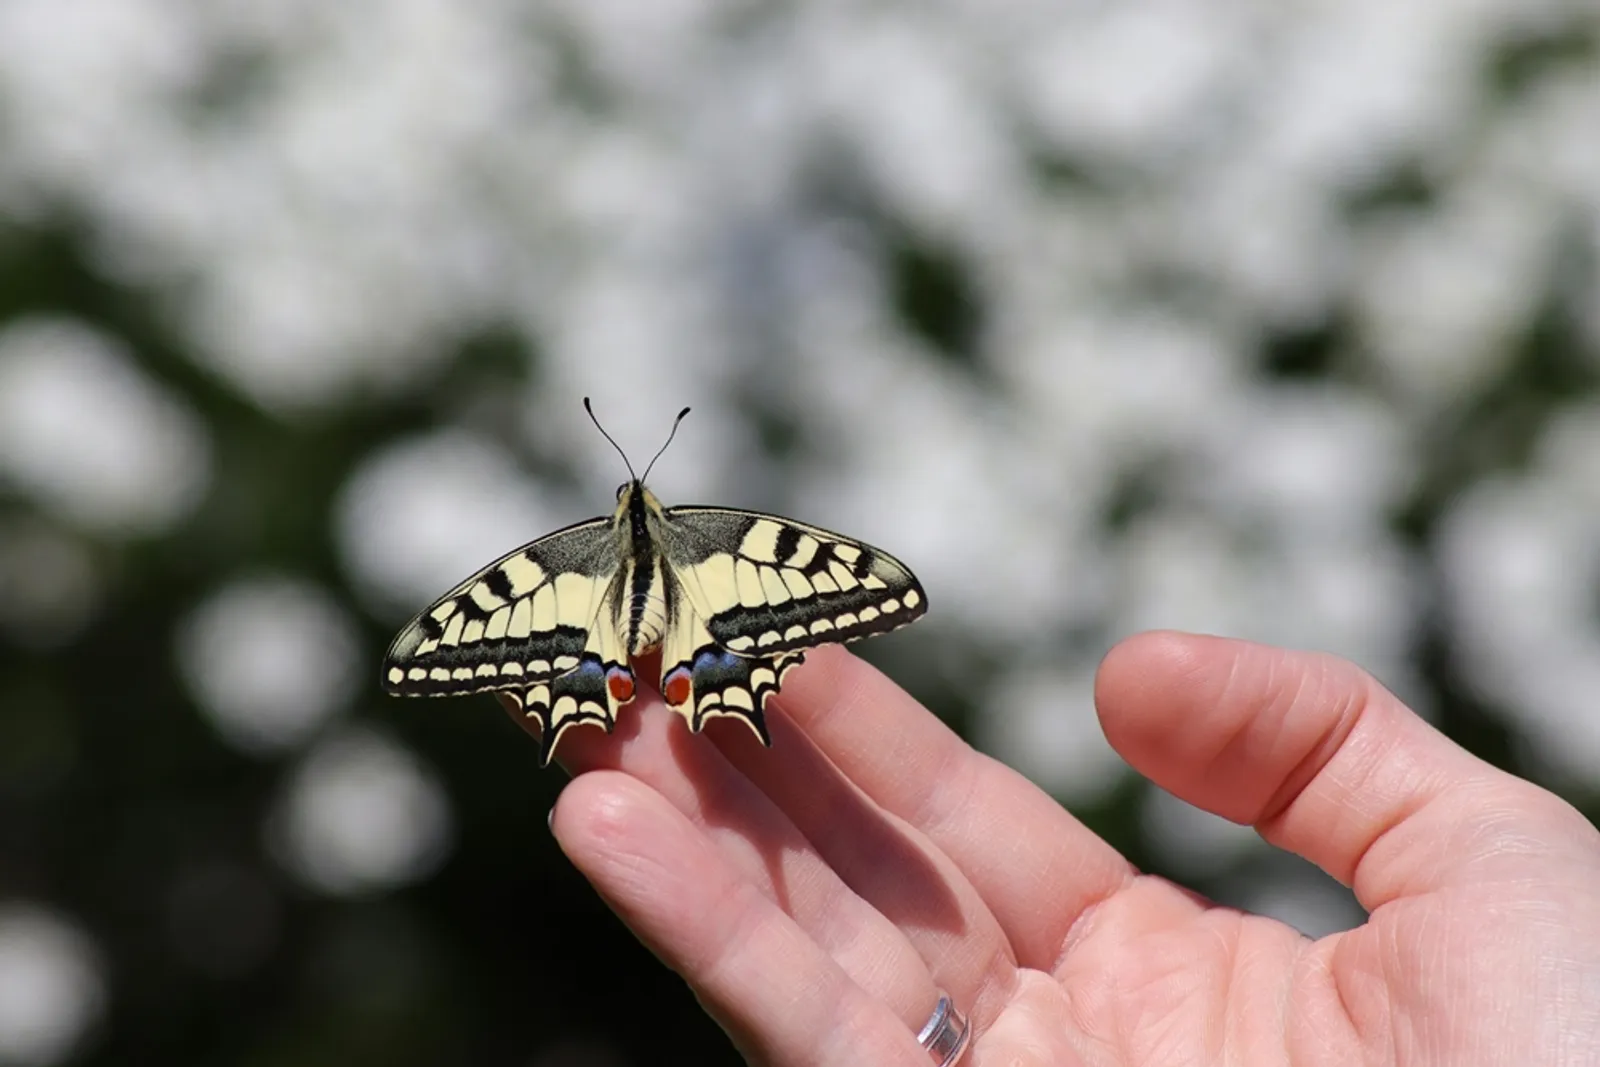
[383,476,926,764]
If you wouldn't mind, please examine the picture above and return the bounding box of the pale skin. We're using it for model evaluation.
[500,631,1600,1065]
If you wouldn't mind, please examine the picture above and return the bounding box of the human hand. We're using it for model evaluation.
[513,632,1600,1065]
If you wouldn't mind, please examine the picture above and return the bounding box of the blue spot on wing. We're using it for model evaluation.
[569,655,607,679]
[693,648,741,673]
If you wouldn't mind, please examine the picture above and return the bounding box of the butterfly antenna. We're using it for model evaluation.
[583,397,637,481]
[641,406,692,483]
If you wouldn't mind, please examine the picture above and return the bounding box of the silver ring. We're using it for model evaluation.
[917,991,970,1066]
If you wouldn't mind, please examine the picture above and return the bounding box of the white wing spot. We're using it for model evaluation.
[485,605,511,640]
[552,572,597,628]
[452,667,473,681]
[507,597,533,639]
[387,668,404,684]
[835,612,858,628]
[528,659,551,675]
[735,559,766,609]
[832,544,862,563]
[881,599,900,614]
[722,687,754,711]
[757,631,782,648]
[553,654,579,672]
[476,663,498,678]
[726,635,755,652]
[759,566,792,605]
[785,535,819,569]
[429,667,451,682]
[781,569,814,599]
[858,606,880,624]
[469,582,506,613]
[739,520,783,563]
[500,556,546,596]
[809,618,834,635]
[407,667,428,681]
[695,553,740,612]
[903,589,922,609]
[861,573,887,591]
[501,662,523,677]
[827,560,860,592]
[530,585,556,630]
[784,624,807,640]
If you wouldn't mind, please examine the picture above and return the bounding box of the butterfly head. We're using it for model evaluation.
[608,478,668,555]
[610,476,666,509]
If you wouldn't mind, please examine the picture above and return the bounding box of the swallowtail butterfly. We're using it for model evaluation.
[382,401,927,764]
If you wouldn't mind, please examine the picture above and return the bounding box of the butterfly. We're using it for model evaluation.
[382,400,928,765]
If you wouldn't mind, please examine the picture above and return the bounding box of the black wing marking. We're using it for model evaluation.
[658,606,804,745]
[382,516,621,698]
[520,651,630,766]
[660,507,927,657]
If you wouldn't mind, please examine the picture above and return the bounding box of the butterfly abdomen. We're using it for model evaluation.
[618,483,672,654]
[625,556,670,654]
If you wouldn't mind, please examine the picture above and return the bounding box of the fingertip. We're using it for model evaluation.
[1095,631,1356,825]
[549,767,627,844]
[1095,628,1211,699]
[1094,630,1236,749]
[551,771,673,874]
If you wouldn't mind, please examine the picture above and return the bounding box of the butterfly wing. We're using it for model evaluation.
[662,507,928,653]
[381,516,637,763]
[657,608,805,746]
[654,507,927,742]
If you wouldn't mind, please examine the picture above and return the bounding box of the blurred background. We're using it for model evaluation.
[1,0,1598,1063]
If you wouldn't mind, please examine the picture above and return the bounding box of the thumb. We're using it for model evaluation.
[1094,631,1600,909]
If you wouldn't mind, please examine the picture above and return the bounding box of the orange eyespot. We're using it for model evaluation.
[662,669,692,708]
[606,668,635,703]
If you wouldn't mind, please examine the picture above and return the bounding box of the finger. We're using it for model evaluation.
[500,685,940,1032]
[1094,631,1600,908]
[711,705,1020,1033]
[770,646,1134,972]
[552,770,936,1067]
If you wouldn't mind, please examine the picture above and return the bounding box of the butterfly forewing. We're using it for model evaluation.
[660,507,928,656]
[382,516,621,699]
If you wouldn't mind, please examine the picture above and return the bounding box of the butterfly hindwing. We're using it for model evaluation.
[521,595,643,765]
[661,507,928,657]
[657,603,805,744]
